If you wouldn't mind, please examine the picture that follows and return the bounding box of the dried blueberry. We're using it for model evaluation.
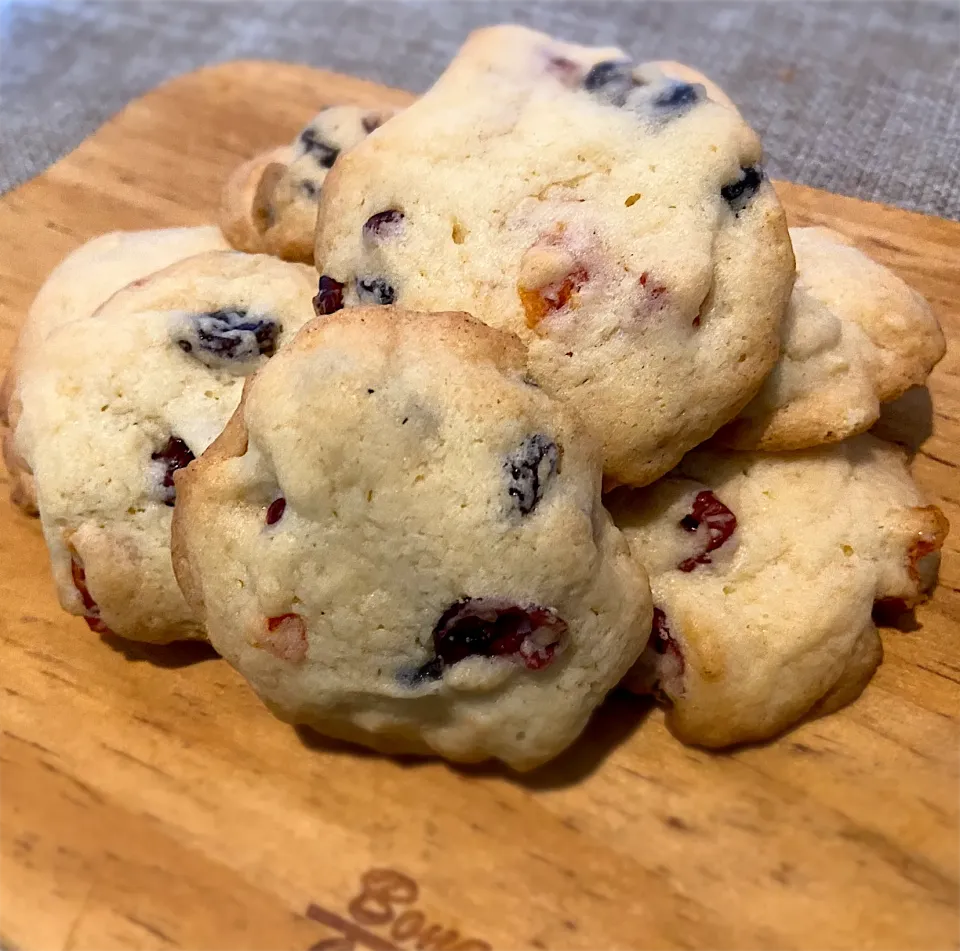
[677,490,737,571]
[362,113,386,134]
[583,60,634,106]
[504,434,559,516]
[300,180,319,200]
[652,80,703,113]
[432,597,567,671]
[150,436,195,506]
[356,277,396,306]
[363,210,404,242]
[397,656,444,687]
[314,275,345,316]
[176,310,279,367]
[299,127,339,168]
[721,166,764,215]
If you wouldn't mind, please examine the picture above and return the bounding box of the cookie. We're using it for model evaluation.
[1,226,230,514]
[15,251,317,643]
[608,434,947,747]
[220,105,396,263]
[314,25,794,487]
[171,307,651,769]
[718,227,946,450]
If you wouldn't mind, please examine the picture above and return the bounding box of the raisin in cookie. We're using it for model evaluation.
[314,25,793,487]
[221,105,396,263]
[1,226,229,514]
[171,307,651,769]
[608,435,947,747]
[718,227,946,450]
[15,251,316,643]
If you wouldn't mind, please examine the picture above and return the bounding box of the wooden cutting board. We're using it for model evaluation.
[1,61,958,951]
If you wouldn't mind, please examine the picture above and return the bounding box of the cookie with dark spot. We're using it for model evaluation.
[172,307,651,769]
[15,251,316,643]
[1,226,229,515]
[315,26,793,488]
[609,435,947,747]
[220,105,400,263]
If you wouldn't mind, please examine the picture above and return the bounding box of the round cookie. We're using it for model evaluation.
[171,307,651,769]
[15,251,317,643]
[717,227,945,450]
[220,105,396,263]
[608,434,948,747]
[1,226,230,514]
[314,25,794,487]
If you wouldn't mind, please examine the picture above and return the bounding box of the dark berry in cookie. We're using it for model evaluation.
[299,127,339,168]
[397,655,445,687]
[721,166,764,215]
[265,497,286,525]
[432,597,567,670]
[356,277,396,306]
[176,310,280,366]
[363,210,404,242]
[314,275,345,316]
[504,434,560,516]
[300,180,320,200]
[151,436,195,506]
[677,490,737,571]
[583,60,634,106]
[652,80,702,113]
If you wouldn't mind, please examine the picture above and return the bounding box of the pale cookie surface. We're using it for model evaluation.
[1,226,230,513]
[16,251,317,643]
[220,105,396,263]
[172,307,651,769]
[314,25,794,487]
[718,226,946,450]
[608,434,947,748]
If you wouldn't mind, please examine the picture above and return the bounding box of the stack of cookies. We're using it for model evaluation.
[2,26,947,770]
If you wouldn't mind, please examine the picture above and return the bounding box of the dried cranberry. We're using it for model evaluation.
[151,436,195,506]
[265,497,286,525]
[677,490,737,571]
[721,166,764,215]
[176,309,279,366]
[432,597,567,671]
[356,277,396,306]
[652,80,702,113]
[363,210,404,241]
[638,270,667,303]
[623,607,685,701]
[504,435,559,516]
[299,127,339,168]
[262,613,307,662]
[583,60,634,106]
[70,554,112,635]
[313,275,345,316]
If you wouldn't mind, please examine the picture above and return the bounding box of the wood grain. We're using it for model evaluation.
[1,60,957,951]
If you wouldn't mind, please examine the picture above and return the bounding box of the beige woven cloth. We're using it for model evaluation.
[3,0,958,219]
